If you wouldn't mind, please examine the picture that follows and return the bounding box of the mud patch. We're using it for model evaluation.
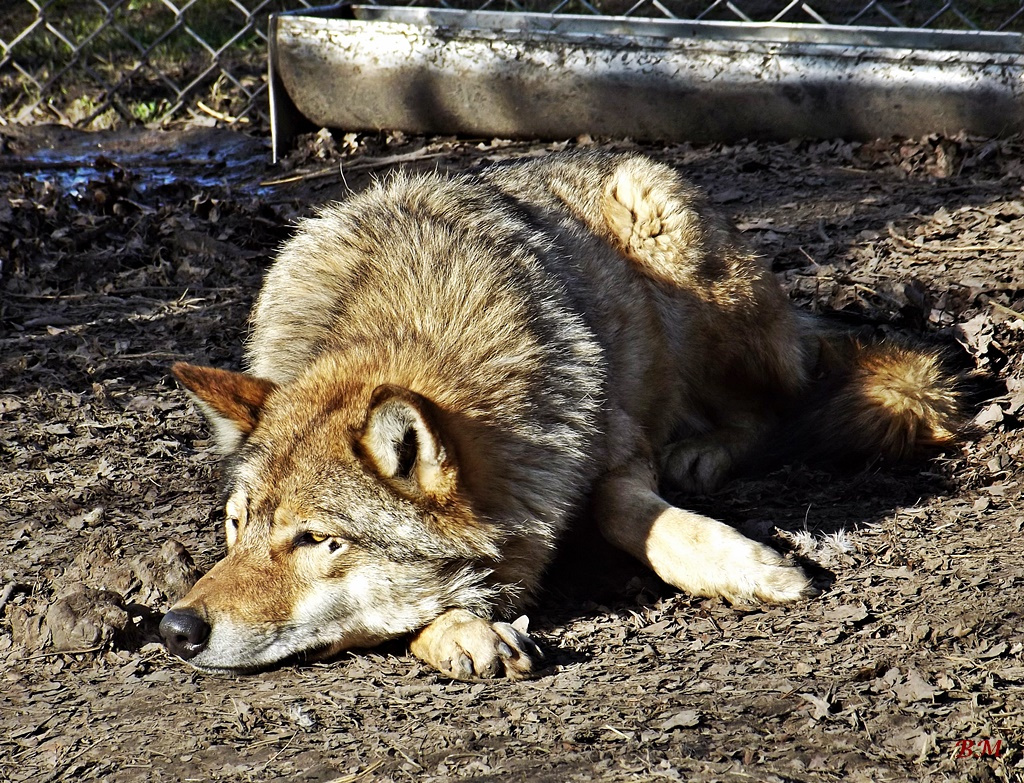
[9,530,199,655]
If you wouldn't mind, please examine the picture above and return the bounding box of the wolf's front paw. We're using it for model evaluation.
[719,534,814,605]
[645,509,814,605]
[410,609,543,680]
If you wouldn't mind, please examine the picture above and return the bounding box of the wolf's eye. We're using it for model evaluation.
[295,531,329,547]
[294,532,351,555]
[225,516,240,547]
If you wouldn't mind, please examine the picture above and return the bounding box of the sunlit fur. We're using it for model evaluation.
[166,151,960,677]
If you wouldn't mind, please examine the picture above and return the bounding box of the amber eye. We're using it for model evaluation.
[294,531,351,554]
[298,531,328,546]
[292,531,326,548]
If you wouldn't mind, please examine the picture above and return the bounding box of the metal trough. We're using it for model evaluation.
[268,3,1024,160]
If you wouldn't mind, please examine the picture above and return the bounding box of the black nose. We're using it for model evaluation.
[159,608,211,660]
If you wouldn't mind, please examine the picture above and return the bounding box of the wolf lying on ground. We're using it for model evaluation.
[160,151,959,679]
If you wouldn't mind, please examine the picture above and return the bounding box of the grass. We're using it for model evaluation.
[1,0,293,127]
[4,0,271,60]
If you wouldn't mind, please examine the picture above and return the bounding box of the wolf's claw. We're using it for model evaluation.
[410,609,543,680]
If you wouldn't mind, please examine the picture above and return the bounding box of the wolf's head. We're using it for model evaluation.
[159,360,512,672]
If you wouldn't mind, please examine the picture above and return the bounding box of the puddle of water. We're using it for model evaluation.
[8,126,272,198]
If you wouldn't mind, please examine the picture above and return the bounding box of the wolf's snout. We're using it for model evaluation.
[160,608,211,660]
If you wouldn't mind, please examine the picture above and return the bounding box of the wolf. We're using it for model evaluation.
[159,151,959,679]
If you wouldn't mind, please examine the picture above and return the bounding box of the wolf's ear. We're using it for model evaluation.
[172,362,277,454]
[361,385,457,503]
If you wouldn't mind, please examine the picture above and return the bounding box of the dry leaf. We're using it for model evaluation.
[892,668,941,703]
[656,709,701,730]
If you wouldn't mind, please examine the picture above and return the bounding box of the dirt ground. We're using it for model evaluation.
[2,123,1023,782]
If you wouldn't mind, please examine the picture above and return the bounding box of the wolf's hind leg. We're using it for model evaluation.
[409,609,543,681]
[597,155,735,289]
[593,459,812,604]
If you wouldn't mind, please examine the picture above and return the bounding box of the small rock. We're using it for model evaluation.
[46,588,128,652]
[131,539,202,606]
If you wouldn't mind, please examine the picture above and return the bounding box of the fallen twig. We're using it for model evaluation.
[983,296,1024,321]
[887,226,1024,253]
[324,759,386,783]
[261,150,450,187]
[21,645,105,660]
[196,100,249,125]
[0,582,16,614]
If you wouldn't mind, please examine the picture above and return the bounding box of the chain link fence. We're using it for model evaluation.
[2,1,1024,130]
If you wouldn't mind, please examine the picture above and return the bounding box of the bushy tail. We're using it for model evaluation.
[762,333,963,469]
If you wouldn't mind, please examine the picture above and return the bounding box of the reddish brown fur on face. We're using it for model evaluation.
[176,543,299,626]
[172,362,277,437]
